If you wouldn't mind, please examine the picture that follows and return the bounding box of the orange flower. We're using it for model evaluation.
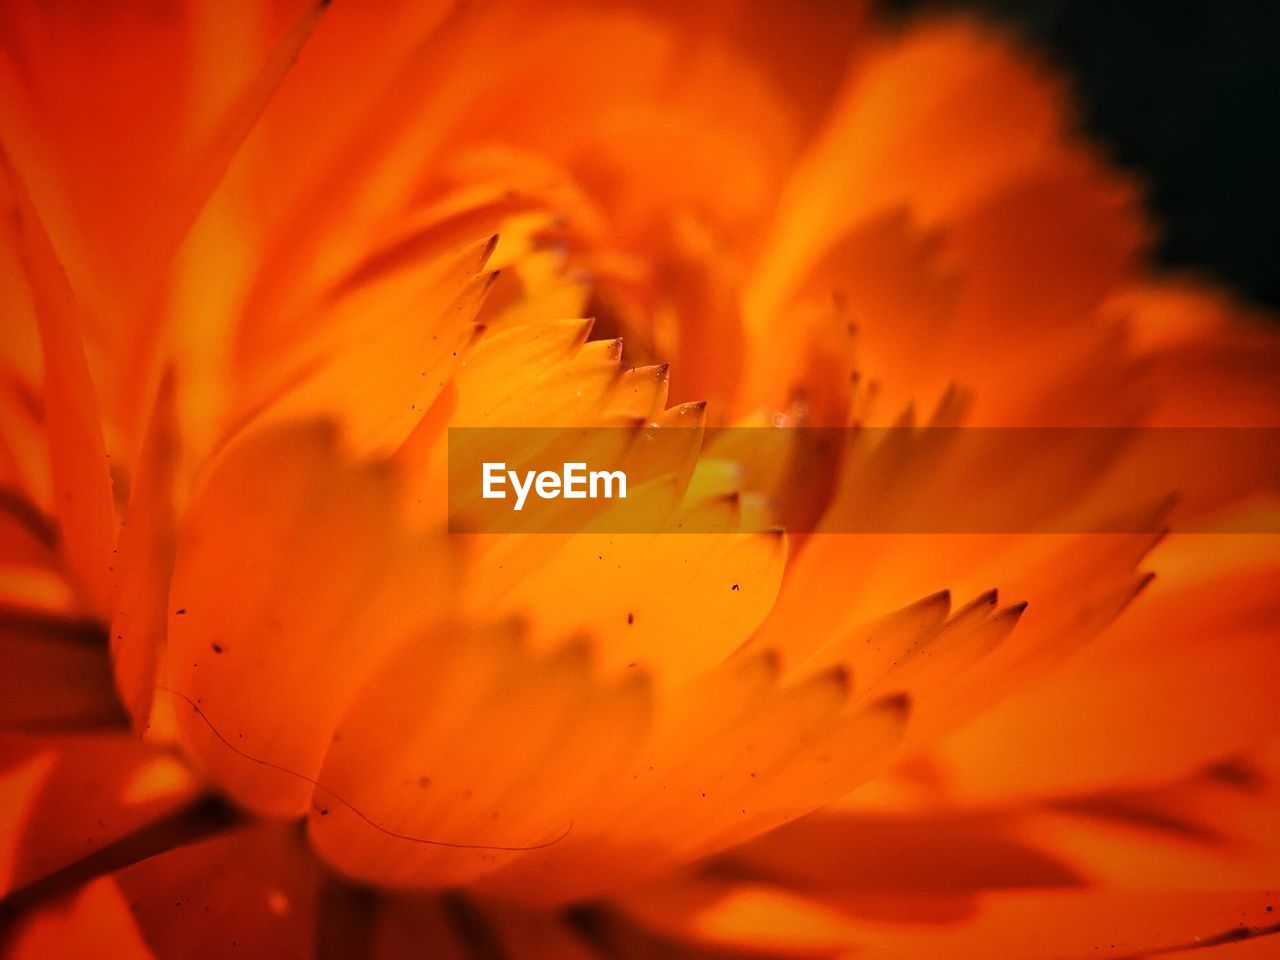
[2,2,1278,957]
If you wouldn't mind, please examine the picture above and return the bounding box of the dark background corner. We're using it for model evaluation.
[882,0,1279,310]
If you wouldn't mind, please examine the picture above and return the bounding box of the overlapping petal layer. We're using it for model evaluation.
[0,1,1277,958]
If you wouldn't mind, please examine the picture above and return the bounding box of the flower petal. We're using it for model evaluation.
[111,822,323,959]
[0,731,198,899]
[309,623,652,892]
[4,875,154,960]
[1,160,115,616]
[161,420,455,816]
[0,615,122,731]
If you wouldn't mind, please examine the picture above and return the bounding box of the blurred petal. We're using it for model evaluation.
[937,533,1280,799]
[0,615,122,731]
[5,876,154,960]
[1,159,115,616]
[161,421,455,816]
[111,823,323,959]
[109,373,180,730]
[0,732,198,899]
[309,623,652,892]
